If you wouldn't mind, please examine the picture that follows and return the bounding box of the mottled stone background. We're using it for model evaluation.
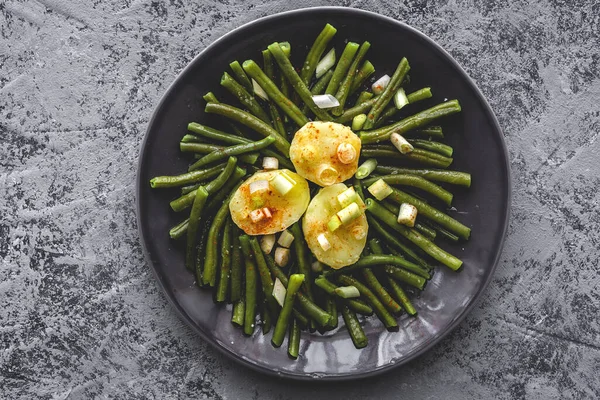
[1,0,599,399]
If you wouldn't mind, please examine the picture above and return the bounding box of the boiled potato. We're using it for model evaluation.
[230,169,310,235]
[302,183,368,269]
[290,121,361,186]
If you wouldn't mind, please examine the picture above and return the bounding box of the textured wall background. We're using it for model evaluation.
[1,0,599,399]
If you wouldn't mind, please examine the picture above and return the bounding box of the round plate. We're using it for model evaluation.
[136,7,510,380]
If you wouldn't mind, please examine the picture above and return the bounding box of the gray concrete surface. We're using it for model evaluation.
[1,0,599,398]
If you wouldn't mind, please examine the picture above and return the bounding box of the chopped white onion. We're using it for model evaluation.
[277,229,294,248]
[394,87,409,109]
[316,164,338,186]
[270,172,295,195]
[316,48,336,78]
[337,187,357,208]
[367,179,393,201]
[334,285,360,298]
[350,224,367,240]
[272,278,287,307]
[390,133,414,154]
[260,234,276,254]
[371,74,390,95]
[311,261,324,273]
[249,208,265,223]
[398,203,418,227]
[262,157,279,170]
[249,179,269,194]
[327,215,342,232]
[252,78,268,100]
[317,233,331,251]
[274,247,290,267]
[262,207,272,219]
[337,142,357,164]
[312,94,340,109]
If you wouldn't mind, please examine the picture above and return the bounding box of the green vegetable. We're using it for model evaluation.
[341,305,368,349]
[272,273,305,347]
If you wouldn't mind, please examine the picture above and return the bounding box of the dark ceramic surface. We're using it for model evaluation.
[136,7,510,380]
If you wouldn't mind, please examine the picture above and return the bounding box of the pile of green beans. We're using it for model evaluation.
[148,23,472,359]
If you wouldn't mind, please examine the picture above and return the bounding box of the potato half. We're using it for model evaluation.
[302,183,368,269]
[290,121,361,186]
[230,169,310,235]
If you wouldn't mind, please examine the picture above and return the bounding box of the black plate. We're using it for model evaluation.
[136,7,511,380]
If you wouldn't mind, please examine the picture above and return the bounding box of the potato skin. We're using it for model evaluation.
[302,183,368,269]
[290,121,361,186]
[229,170,310,235]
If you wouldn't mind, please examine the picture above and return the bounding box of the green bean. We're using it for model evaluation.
[195,219,212,286]
[169,219,188,240]
[272,273,305,347]
[300,23,337,85]
[264,253,331,327]
[365,198,463,270]
[311,69,334,95]
[268,42,333,122]
[324,296,338,330]
[221,72,271,123]
[261,304,272,334]
[325,42,360,95]
[202,181,240,286]
[363,58,410,129]
[338,275,397,331]
[205,102,291,156]
[354,91,374,107]
[324,254,430,280]
[188,135,274,171]
[181,133,201,143]
[150,162,225,189]
[360,100,461,144]
[386,186,471,239]
[415,222,437,241]
[360,147,453,169]
[170,158,238,212]
[279,41,291,57]
[239,235,258,335]
[249,237,279,319]
[242,60,309,127]
[230,225,243,302]
[362,267,401,313]
[332,41,371,116]
[203,167,247,213]
[341,305,368,349]
[408,139,453,158]
[262,49,276,81]
[232,297,245,327]
[314,276,373,315]
[335,96,378,123]
[203,92,249,139]
[289,223,313,300]
[185,186,209,271]
[216,220,232,302]
[385,265,427,290]
[363,239,426,296]
[362,174,454,206]
[187,123,289,167]
[374,87,433,127]
[180,142,258,165]
[287,318,301,359]
[375,167,471,187]
[424,220,460,242]
[414,126,444,138]
[387,277,417,316]
[349,60,375,95]
[229,60,253,92]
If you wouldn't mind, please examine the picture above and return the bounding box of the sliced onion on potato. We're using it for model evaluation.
[290,121,361,187]
[302,183,368,269]
[230,169,310,235]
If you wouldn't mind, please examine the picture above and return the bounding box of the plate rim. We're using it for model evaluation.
[135,6,512,381]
